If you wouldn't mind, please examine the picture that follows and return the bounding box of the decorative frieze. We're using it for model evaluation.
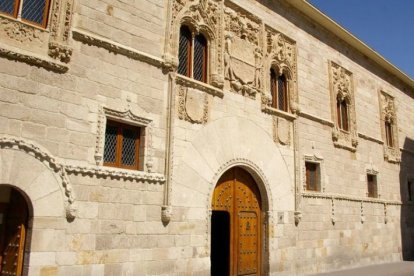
[329,62,358,151]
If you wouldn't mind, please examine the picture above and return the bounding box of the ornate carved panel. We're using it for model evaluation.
[329,62,358,151]
[379,91,400,163]
[262,26,298,114]
[273,117,291,146]
[223,3,262,98]
[177,85,209,124]
[0,0,74,67]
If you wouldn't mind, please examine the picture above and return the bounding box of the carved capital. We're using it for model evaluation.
[48,42,73,63]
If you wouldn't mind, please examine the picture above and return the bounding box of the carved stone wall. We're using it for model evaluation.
[379,91,401,163]
[329,61,358,151]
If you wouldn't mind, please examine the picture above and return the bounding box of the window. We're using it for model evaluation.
[367,174,378,198]
[178,25,208,83]
[408,181,414,202]
[103,120,142,170]
[385,121,393,148]
[270,68,288,112]
[336,99,349,131]
[305,162,320,191]
[0,0,51,28]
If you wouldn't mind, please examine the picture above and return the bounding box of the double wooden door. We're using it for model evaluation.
[211,167,262,276]
[0,189,28,276]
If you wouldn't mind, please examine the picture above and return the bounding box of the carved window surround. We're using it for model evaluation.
[366,165,380,198]
[378,90,400,163]
[0,0,74,69]
[303,154,325,193]
[95,104,155,174]
[329,61,358,152]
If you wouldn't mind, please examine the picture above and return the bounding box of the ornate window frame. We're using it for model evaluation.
[378,90,400,163]
[0,0,74,72]
[95,105,154,173]
[303,154,325,193]
[329,61,358,151]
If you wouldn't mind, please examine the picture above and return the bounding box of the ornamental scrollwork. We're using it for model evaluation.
[1,18,44,44]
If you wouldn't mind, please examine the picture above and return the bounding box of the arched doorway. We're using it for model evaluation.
[211,167,262,275]
[0,186,30,276]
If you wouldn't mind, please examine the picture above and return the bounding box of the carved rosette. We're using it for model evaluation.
[177,85,209,124]
[223,4,262,98]
[263,27,298,114]
[329,62,358,151]
[166,0,223,86]
[379,91,400,163]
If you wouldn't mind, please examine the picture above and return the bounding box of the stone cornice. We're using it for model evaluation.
[302,191,401,206]
[298,111,334,127]
[358,132,384,145]
[176,74,224,98]
[262,106,297,121]
[72,28,165,69]
[0,43,68,73]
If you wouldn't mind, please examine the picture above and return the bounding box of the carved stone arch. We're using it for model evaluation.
[0,136,76,221]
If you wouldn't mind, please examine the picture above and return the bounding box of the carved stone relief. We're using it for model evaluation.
[329,62,358,151]
[273,117,291,146]
[223,4,262,97]
[263,26,298,114]
[95,104,154,172]
[379,91,400,163]
[177,85,209,124]
[0,18,45,44]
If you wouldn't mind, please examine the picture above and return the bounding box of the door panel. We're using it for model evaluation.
[212,168,262,276]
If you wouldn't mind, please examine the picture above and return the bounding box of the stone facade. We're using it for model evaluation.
[0,0,413,275]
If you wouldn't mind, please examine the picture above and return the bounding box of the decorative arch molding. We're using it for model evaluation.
[164,0,223,87]
[207,158,273,213]
[0,136,76,220]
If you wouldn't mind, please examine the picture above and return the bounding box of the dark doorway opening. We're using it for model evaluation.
[0,187,29,276]
[211,211,230,276]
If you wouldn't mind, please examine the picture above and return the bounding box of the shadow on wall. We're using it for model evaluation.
[400,137,414,260]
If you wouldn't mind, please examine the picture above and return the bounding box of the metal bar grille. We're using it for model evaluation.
[103,125,118,164]
[178,26,191,76]
[277,75,286,111]
[22,0,47,25]
[193,34,207,82]
[121,128,138,167]
[0,0,17,15]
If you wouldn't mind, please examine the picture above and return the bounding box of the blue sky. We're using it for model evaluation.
[308,0,414,79]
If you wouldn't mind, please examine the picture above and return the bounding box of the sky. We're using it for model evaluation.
[308,0,414,79]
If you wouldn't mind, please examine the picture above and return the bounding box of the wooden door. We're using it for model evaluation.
[0,189,28,276]
[212,168,262,276]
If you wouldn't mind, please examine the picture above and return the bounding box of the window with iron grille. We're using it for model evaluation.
[103,120,142,170]
[408,180,414,202]
[336,99,349,131]
[367,174,378,198]
[305,162,320,191]
[178,25,208,83]
[0,0,51,28]
[270,68,288,112]
[385,121,394,148]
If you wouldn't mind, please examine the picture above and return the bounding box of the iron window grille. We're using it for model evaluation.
[270,68,288,112]
[103,120,141,170]
[0,0,51,28]
[178,25,208,83]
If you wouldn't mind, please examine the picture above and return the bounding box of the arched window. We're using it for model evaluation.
[270,68,288,112]
[178,25,208,83]
[0,0,51,28]
[336,99,349,131]
[385,121,393,147]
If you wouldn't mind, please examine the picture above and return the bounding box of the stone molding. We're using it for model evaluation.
[358,132,384,145]
[65,165,165,184]
[299,111,335,127]
[94,104,154,172]
[0,44,68,72]
[176,74,224,98]
[0,136,77,220]
[378,90,401,163]
[273,116,291,146]
[263,105,297,121]
[329,61,358,151]
[72,28,164,69]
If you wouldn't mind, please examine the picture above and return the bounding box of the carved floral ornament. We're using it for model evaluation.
[330,62,358,151]
[0,0,74,68]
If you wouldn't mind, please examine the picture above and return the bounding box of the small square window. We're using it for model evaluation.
[367,174,378,198]
[408,181,414,202]
[305,162,320,191]
[103,120,142,170]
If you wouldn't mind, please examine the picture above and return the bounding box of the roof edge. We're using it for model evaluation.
[286,0,414,90]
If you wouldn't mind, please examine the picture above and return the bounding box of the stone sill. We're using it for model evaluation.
[302,192,401,205]
[299,111,334,127]
[176,74,224,98]
[262,106,297,121]
[333,141,357,152]
[65,165,165,184]
[0,42,68,72]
